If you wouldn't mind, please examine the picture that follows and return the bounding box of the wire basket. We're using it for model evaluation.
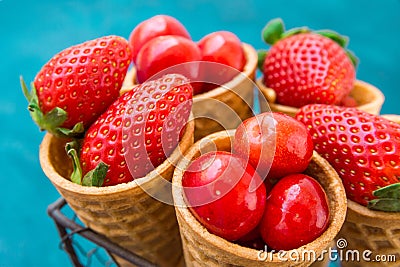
[47,197,158,267]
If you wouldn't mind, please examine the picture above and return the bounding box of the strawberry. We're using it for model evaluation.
[258,18,357,108]
[22,35,132,137]
[296,104,400,208]
[260,173,330,250]
[67,74,193,186]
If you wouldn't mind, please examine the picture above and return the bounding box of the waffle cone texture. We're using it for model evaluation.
[257,78,385,117]
[39,120,195,267]
[122,43,258,141]
[337,115,400,267]
[172,130,347,267]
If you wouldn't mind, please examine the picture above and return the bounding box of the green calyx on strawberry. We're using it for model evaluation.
[21,77,84,137]
[258,18,358,68]
[22,35,132,138]
[296,104,400,211]
[65,140,108,187]
[368,183,400,212]
[66,73,193,187]
[258,18,358,108]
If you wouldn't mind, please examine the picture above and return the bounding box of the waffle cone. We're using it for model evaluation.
[39,120,195,267]
[337,114,400,267]
[172,130,347,267]
[122,43,258,142]
[257,78,385,116]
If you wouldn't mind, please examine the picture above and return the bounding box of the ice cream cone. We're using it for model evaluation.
[39,119,195,267]
[172,130,347,267]
[337,114,400,267]
[257,78,385,117]
[122,43,258,141]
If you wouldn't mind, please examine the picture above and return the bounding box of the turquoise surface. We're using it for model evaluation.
[1,0,399,266]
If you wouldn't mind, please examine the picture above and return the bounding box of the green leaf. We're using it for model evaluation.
[373,183,400,199]
[257,50,268,71]
[346,50,359,68]
[58,122,85,138]
[65,141,83,185]
[262,18,285,45]
[20,76,32,102]
[20,76,85,139]
[280,27,310,39]
[368,198,400,212]
[82,162,108,187]
[315,30,349,47]
[43,107,68,128]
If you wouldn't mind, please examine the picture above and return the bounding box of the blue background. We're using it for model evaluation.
[1,0,399,266]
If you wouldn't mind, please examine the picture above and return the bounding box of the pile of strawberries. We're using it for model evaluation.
[22,14,400,253]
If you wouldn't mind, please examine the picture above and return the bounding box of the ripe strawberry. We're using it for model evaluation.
[128,15,191,64]
[67,74,193,186]
[259,18,357,108]
[182,151,266,241]
[260,173,330,250]
[22,35,132,137]
[296,104,400,207]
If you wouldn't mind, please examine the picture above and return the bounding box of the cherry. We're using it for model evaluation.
[135,35,202,84]
[128,15,191,63]
[182,151,266,241]
[233,112,314,183]
[260,173,330,251]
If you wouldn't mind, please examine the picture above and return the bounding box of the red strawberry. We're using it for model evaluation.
[182,151,266,241]
[128,15,191,64]
[259,18,357,108]
[67,74,193,186]
[260,173,330,250]
[296,104,400,207]
[22,35,131,137]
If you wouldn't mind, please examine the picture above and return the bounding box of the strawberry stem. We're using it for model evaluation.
[65,141,108,187]
[66,141,83,185]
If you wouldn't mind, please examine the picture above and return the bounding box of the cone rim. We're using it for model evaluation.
[39,118,195,196]
[121,43,258,99]
[172,130,347,264]
[256,77,385,115]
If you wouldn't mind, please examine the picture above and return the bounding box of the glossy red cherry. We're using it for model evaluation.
[198,31,245,71]
[196,31,246,93]
[129,15,191,63]
[135,35,202,84]
[260,173,330,251]
[182,151,267,241]
[233,112,314,183]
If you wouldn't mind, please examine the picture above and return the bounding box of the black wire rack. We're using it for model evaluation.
[47,197,158,267]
